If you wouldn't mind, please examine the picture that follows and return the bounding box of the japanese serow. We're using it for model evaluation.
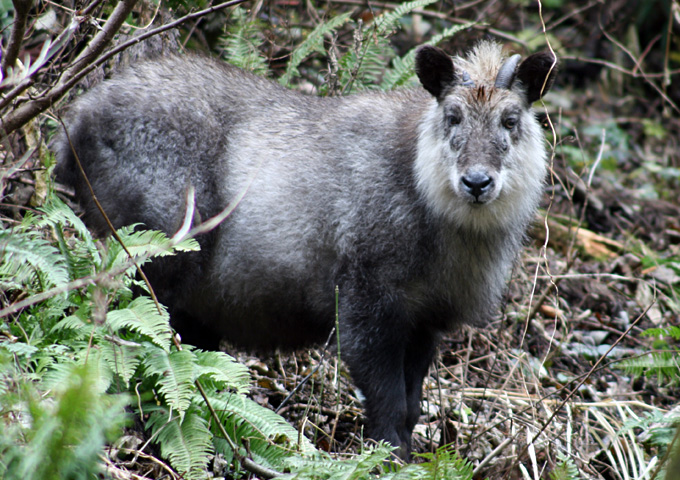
[56,41,557,458]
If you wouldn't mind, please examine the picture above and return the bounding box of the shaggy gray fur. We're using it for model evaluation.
[56,41,557,458]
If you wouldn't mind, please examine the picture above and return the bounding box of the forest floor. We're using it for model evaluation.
[2,0,680,479]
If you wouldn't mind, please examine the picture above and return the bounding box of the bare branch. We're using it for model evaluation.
[66,0,140,82]
[0,0,140,133]
[1,0,34,75]
[0,0,249,136]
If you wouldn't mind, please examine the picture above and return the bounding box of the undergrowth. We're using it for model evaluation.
[1,0,679,478]
[0,164,479,478]
[0,2,480,478]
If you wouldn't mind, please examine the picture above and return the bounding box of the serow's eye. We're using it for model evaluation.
[503,116,518,130]
[448,113,462,126]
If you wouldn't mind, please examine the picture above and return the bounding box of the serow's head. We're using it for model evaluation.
[414,42,557,231]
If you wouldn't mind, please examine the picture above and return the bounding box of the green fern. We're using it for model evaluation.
[220,7,270,75]
[618,409,675,448]
[279,11,353,87]
[143,347,196,415]
[405,448,474,480]
[106,296,173,351]
[380,23,473,90]
[50,313,90,336]
[619,350,680,386]
[0,362,127,480]
[336,0,464,93]
[642,326,680,341]
[105,226,199,273]
[0,228,69,292]
[281,445,475,479]
[281,446,392,479]
[372,0,437,37]
[101,339,142,387]
[36,197,100,280]
[147,408,214,479]
[36,196,97,250]
[337,37,391,92]
[549,453,581,480]
[206,392,314,470]
[194,350,251,394]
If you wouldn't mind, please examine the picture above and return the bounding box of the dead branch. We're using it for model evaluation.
[1,0,34,75]
[0,0,249,137]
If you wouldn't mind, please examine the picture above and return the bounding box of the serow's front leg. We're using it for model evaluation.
[342,314,440,460]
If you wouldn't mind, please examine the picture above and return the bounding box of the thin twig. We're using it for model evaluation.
[58,117,164,315]
[513,290,657,468]
[0,263,129,319]
[327,0,528,47]
[67,0,140,82]
[0,0,249,135]
[473,437,513,476]
[1,0,34,75]
[275,327,337,414]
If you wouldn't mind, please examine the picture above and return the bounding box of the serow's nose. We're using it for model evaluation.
[462,172,493,199]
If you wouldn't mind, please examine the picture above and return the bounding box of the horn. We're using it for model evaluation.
[494,54,521,89]
[461,70,475,87]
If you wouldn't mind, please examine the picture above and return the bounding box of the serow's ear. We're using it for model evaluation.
[515,51,558,103]
[415,45,456,101]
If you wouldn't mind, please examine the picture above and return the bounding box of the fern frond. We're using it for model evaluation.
[281,444,474,479]
[106,226,199,273]
[279,11,353,86]
[642,326,680,340]
[193,350,251,394]
[380,23,473,90]
[221,7,269,76]
[407,448,475,480]
[37,197,96,250]
[204,392,314,470]
[0,229,69,291]
[619,350,680,385]
[373,0,437,36]
[105,296,173,351]
[337,37,393,92]
[38,197,101,278]
[0,363,127,480]
[282,449,369,479]
[0,339,40,359]
[147,409,214,480]
[50,313,91,339]
[100,340,142,387]
[143,347,196,415]
[288,446,391,479]
[549,453,581,480]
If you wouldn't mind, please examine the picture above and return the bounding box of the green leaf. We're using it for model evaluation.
[105,296,173,351]
[106,226,199,273]
[0,229,69,291]
[147,409,214,479]
[50,312,91,338]
[0,362,128,480]
[143,347,196,415]
[37,196,97,252]
[380,23,473,90]
[220,7,269,76]
[619,350,680,385]
[373,0,437,36]
[100,340,142,387]
[194,350,251,394]
[279,11,353,86]
[206,392,314,471]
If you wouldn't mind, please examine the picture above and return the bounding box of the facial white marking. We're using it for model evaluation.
[414,98,548,234]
